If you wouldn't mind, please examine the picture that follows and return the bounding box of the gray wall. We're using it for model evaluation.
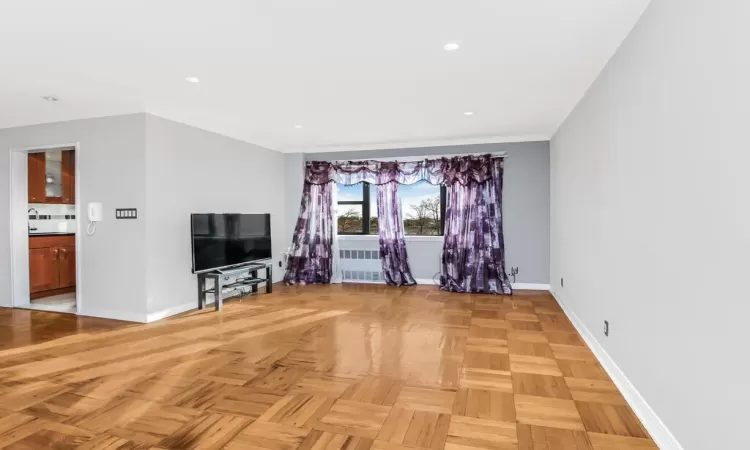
[0,114,148,320]
[550,0,748,448]
[0,113,288,322]
[284,153,305,254]
[303,141,550,284]
[145,114,286,316]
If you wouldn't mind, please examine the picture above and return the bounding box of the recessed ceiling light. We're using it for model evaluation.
[185,77,200,83]
[294,125,303,129]
[42,96,59,102]
[443,42,460,51]
[463,111,474,116]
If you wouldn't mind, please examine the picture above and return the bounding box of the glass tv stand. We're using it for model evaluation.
[197,262,273,311]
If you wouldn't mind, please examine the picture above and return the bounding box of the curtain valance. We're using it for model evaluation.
[305,154,505,186]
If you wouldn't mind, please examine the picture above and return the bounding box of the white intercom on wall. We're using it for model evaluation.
[87,202,103,235]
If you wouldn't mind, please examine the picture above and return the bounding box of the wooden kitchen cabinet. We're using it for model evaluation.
[27,149,75,205]
[29,247,59,293]
[28,153,46,203]
[58,245,76,289]
[62,150,75,204]
[29,235,76,298]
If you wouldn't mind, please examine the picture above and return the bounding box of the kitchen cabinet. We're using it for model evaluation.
[28,153,46,203]
[58,245,76,289]
[29,247,59,293]
[27,149,75,205]
[44,150,63,201]
[29,235,76,298]
[62,150,75,204]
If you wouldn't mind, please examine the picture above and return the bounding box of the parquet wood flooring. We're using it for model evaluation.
[0,285,656,449]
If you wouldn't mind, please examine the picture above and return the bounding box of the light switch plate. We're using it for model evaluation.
[115,208,138,219]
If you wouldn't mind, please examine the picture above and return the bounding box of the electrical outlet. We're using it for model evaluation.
[560,277,564,287]
[604,320,609,336]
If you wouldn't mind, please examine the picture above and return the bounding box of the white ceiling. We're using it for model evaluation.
[0,0,650,153]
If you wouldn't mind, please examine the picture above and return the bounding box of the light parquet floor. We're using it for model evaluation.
[0,284,657,449]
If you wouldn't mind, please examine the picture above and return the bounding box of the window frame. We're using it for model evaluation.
[401,183,446,237]
[439,184,447,235]
[336,182,447,236]
[337,182,371,235]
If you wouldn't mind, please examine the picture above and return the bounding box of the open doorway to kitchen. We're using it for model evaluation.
[9,144,81,315]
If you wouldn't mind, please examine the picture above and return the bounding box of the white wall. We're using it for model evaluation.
[0,114,147,320]
[144,115,286,318]
[550,0,749,448]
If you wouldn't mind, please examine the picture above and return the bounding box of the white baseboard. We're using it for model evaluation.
[78,307,147,323]
[79,302,196,323]
[551,290,683,450]
[146,302,196,323]
[512,283,550,290]
[340,279,440,286]
[414,279,551,291]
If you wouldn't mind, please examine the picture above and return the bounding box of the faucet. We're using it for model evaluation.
[28,208,39,232]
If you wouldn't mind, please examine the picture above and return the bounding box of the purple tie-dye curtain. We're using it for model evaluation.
[441,157,512,295]
[291,155,510,292]
[283,177,333,285]
[376,182,417,286]
[305,157,500,185]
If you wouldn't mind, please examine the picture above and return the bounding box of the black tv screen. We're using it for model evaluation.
[191,213,272,273]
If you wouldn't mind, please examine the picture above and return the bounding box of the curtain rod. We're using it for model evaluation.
[327,151,508,163]
[425,151,508,159]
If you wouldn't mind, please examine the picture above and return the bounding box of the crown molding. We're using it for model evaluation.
[281,134,550,154]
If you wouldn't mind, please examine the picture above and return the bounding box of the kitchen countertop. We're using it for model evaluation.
[29,232,76,237]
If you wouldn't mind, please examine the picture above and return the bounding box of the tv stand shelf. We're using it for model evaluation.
[197,262,273,311]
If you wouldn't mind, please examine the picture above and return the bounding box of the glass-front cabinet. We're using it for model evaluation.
[44,150,63,199]
[28,148,75,204]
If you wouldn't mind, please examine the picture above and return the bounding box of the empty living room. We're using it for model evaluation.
[0,0,745,448]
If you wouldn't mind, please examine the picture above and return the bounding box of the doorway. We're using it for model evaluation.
[9,143,82,315]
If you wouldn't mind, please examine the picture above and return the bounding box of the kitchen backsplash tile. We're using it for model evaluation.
[28,204,76,234]
[29,203,75,216]
[29,220,76,234]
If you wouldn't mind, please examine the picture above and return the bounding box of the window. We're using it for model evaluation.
[336,181,446,236]
[336,183,376,234]
[401,181,445,235]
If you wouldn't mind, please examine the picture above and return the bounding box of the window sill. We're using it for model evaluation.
[338,234,443,242]
[337,234,378,241]
[403,235,444,242]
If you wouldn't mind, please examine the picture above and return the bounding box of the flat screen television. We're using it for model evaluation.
[191,213,272,273]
